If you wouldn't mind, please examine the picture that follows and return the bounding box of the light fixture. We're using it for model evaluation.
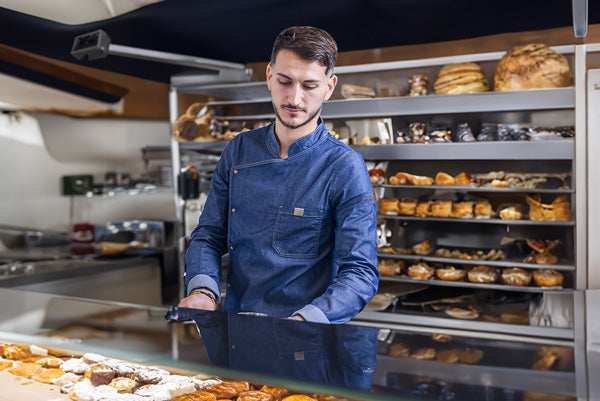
[71,30,251,84]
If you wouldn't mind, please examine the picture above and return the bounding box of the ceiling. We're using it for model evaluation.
[0,0,598,116]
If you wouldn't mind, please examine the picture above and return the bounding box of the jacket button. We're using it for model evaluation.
[232,208,236,213]
[227,283,231,288]
[233,169,238,174]
[230,246,234,251]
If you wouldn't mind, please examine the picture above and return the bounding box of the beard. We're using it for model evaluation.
[273,103,322,130]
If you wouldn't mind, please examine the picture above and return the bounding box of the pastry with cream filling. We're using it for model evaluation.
[532,269,564,287]
[502,267,532,286]
[467,265,499,283]
[408,262,435,279]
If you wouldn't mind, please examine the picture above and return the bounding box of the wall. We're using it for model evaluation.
[0,111,174,232]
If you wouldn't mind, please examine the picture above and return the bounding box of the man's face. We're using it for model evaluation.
[266,49,337,131]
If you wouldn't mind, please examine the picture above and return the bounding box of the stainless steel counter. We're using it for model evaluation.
[0,256,163,305]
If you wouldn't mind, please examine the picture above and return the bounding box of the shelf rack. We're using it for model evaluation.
[377,253,575,271]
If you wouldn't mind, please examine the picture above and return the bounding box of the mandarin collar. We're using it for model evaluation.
[267,118,328,159]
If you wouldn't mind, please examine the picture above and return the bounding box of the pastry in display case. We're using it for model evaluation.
[494,43,572,91]
[433,62,490,95]
[341,84,376,99]
[380,169,570,190]
[375,328,577,400]
[0,339,367,401]
[0,287,587,400]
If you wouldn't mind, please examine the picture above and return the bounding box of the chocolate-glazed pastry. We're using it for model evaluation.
[477,124,496,141]
[455,123,476,142]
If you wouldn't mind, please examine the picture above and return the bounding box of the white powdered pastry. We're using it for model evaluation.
[52,372,80,386]
[103,359,137,377]
[135,366,171,384]
[35,356,64,367]
[194,378,221,390]
[69,379,118,401]
[102,357,172,383]
[29,344,48,356]
[134,384,172,401]
[61,357,91,374]
[157,375,197,397]
[60,382,76,394]
[83,353,108,365]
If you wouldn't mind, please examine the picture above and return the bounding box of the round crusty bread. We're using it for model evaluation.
[494,43,572,91]
[436,80,489,95]
[434,72,486,90]
[434,62,488,95]
[436,62,484,78]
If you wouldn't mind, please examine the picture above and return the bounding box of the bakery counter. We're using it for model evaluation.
[0,256,162,305]
[167,307,588,401]
[0,289,593,400]
[0,291,392,401]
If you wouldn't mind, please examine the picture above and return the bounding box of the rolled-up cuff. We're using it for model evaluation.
[186,274,221,303]
[293,304,330,324]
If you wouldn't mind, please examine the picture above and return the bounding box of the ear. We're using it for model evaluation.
[324,74,338,101]
[266,63,273,91]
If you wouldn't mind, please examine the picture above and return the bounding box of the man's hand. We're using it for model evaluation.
[177,292,217,311]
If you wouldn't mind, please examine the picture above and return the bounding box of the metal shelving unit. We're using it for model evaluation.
[377,253,575,271]
[165,42,596,401]
[377,214,575,226]
[374,355,576,396]
[379,275,568,293]
[205,87,574,121]
[376,184,574,193]
[354,140,574,160]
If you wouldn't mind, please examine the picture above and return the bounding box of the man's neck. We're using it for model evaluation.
[274,119,319,159]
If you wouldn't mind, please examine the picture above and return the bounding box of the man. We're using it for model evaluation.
[178,26,378,324]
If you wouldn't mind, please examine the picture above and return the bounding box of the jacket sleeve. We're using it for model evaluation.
[296,151,379,324]
[184,148,231,301]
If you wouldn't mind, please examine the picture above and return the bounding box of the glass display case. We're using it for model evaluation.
[0,288,591,400]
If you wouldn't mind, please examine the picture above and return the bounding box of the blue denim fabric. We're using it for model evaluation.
[185,119,379,324]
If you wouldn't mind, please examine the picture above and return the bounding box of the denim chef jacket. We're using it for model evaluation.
[185,118,379,324]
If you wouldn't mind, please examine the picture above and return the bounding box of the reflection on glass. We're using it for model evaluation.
[166,307,378,392]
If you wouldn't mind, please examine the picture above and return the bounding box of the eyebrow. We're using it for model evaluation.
[276,73,322,83]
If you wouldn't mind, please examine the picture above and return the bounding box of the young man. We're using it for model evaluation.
[178,26,378,324]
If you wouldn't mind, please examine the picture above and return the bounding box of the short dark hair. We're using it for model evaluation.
[270,26,338,76]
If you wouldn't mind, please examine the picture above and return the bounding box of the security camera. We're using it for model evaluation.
[71,29,111,61]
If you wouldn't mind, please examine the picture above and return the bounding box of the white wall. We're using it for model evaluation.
[0,111,174,232]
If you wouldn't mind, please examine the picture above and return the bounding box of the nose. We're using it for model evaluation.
[288,84,302,106]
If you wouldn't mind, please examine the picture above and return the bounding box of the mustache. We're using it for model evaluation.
[281,104,305,111]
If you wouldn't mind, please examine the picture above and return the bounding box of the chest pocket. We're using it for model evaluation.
[273,206,323,258]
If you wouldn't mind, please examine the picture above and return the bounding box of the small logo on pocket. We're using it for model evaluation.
[293,208,304,216]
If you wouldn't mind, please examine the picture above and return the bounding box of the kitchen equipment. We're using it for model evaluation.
[94,220,165,247]
[62,175,93,195]
[71,223,95,243]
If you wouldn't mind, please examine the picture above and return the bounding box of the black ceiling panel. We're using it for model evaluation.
[0,0,598,83]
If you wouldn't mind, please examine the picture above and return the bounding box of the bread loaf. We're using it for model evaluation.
[494,43,572,91]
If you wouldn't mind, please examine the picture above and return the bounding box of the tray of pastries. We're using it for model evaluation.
[378,194,572,222]
[391,286,537,323]
[378,259,564,291]
[380,328,573,372]
[372,169,570,190]
[0,342,350,401]
[379,237,566,266]
[378,236,567,290]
